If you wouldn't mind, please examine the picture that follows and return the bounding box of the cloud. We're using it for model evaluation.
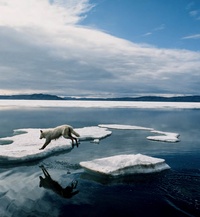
[189,10,199,17]
[154,24,165,31]
[142,24,165,38]
[0,0,93,28]
[142,32,152,37]
[0,0,200,96]
[186,2,200,20]
[182,34,200,39]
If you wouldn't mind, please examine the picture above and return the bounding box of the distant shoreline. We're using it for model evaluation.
[0,99,200,109]
[0,93,200,102]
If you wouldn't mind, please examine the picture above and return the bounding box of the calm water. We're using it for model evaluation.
[0,105,199,217]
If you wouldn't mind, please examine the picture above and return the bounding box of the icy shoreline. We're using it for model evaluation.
[0,99,200,109]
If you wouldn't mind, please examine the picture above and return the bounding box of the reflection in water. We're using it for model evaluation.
[0,107,200,217]
[39,165,79,198]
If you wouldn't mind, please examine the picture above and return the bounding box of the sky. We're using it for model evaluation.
[0,0,200,97]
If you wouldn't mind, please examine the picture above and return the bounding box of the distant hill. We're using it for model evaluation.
[0,94,200,102]
[116,95,200,102]
[0,94,64,100]
[64,95,200,102]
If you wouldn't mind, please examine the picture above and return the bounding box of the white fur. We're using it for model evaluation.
[39,125,80,150]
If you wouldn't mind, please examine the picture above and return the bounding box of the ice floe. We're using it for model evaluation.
[0,122,179,164]
[78,126,111,141]
[90,139,100,144]
[147,130,180,142]
[80,154,170,176]
[0,126,111,163]
[99,124,180,143]
[99,124,153,131]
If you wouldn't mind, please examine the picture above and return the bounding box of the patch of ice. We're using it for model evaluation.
[0,126,111,163]
[99,124,180,143]
[91,139,100,144]
[99,124,153,131]
[147,130,180,142]
[78,126,111,141]
[80,154,170,176]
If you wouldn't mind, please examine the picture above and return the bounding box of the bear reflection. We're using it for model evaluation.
[39,165,79,198]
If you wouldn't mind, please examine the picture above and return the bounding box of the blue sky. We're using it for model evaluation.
[0,0,200,97]
[82,0,200,50]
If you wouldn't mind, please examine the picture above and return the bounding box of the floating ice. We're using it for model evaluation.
[147,130,180,142]
[0,126,111,163]
[80,154,170,176]
[99,124,180,143]
[91,139,100,144]
[78,126,111,140]
[99,124,153,131]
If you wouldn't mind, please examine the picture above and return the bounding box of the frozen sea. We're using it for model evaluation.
[0,100,200,217]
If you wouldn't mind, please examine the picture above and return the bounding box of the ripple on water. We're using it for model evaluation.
[159,169,200,216]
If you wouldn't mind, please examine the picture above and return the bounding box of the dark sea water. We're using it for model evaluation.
[0,105,199,217]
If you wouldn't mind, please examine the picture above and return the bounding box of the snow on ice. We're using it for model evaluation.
[147,130,180,142]
[0,100,200,109]
[99,124,153,131]
[80,154,170,176]
[99,124,180,143]
[0,123,179,164]
[0,126,111,163]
